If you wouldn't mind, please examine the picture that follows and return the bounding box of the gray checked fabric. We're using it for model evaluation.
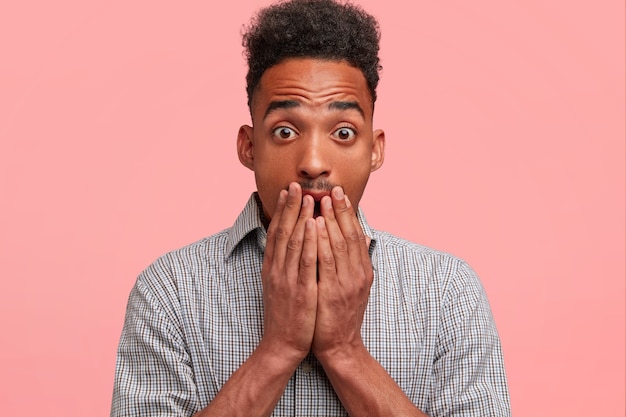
[111,193,510,416]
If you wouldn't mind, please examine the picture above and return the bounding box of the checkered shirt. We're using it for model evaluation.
[111,193,510,416]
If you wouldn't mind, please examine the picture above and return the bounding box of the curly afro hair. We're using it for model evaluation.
[242,0,382,109]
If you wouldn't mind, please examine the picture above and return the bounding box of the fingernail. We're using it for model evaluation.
[332,187,344,199]
[288,183,297,196]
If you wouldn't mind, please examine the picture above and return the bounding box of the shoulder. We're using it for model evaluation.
[136,228,231,290]
[372,230,476,275]
[370,229,485,298]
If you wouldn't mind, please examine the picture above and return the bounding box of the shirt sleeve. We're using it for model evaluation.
[429,260,511,417]
[111,258,200,417]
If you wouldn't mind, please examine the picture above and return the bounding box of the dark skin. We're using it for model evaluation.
[194,58,427,417]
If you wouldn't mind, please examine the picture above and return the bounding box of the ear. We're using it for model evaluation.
[237,125,255,171]
[370,129,385,172]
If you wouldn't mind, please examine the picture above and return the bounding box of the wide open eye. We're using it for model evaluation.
[272,127,297,140]
[332,127,356,141]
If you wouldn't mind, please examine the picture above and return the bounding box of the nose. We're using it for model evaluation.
[297,135,331,180]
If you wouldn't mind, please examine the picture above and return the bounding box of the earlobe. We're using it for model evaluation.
[370,129,385,172]
[237,125,255,171]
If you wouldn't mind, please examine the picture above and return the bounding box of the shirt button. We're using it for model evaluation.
[301,363,313,374]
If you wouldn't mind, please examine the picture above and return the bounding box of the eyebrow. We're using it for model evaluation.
[263,100,300,119]
[328,101,365,118]
[263,100,365,120]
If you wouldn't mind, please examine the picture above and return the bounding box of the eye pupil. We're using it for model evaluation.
[338,129,350,140]
[279,128,292,139]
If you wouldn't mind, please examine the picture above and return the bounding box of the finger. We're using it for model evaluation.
[319,193,350,278]
[270,182,303,267]
[345,197,373,283]
[316,216,337,282]
[299,217,318,286]
[328,187,364,263]
[345,194,371,259]
[263,189,288,264]
[284,194,315,274]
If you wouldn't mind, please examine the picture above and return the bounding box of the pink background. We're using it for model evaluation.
[0,1,623,415]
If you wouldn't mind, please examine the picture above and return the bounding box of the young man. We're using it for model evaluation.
[111,1,510,416]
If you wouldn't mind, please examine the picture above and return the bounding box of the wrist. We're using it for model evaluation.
[254,338,309,375]
[314,341,369,371]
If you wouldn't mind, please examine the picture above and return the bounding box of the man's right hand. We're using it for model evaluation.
[195,183,318,416]
[258,182,318,365]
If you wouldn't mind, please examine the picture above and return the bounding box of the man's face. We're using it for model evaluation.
[237,58,385,222]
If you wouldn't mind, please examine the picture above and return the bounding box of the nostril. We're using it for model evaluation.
[297,143,331,179]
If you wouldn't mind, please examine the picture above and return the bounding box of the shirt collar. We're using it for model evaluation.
[225,192,377,258]
[225,193,266,257]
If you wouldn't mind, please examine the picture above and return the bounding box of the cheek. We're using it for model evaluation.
[339,158,373,199]
[338,156,371,180]
[254,171,283,220]
[254,145,292,171]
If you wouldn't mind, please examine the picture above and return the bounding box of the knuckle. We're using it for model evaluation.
[337,202,351,213]
[287,236,302,251]
[273,202,284,214]
[299,254,315,269]
[262,270,279,288]
[303,231,316,244]
[275,226,291,241]
[320,252,335,266]
[345,230,360,243]
[360,269,374,286]
[293,294,306,306]
[266,226,278,241]
[355,282,367,294]
[285,197,299,209]
[333,239,348,253]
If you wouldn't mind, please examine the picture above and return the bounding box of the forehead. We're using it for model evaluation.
[251,58,373,118]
